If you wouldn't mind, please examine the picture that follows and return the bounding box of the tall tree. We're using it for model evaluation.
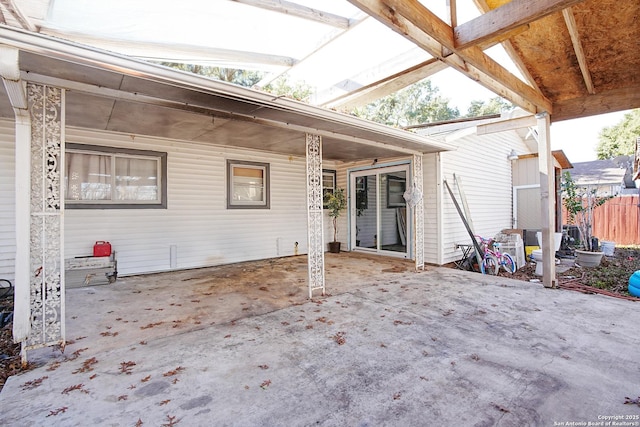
[159,63,313,102]
[596,109,640,159]
[262,77,314,103]
[465,97,513,117]
[353,80,459,127]
[159,63,264,87]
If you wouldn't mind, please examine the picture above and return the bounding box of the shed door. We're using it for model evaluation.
[514,186,541,229]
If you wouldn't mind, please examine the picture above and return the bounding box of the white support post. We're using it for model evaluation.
[306,133,325,297]
[537,112,556,288]
[13,110,31,348]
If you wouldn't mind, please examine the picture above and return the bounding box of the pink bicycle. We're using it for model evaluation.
[476,236,516,275]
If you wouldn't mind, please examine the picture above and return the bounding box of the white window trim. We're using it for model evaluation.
[65,143,167,209]
[227,159,270,209]
[322,169,336,209]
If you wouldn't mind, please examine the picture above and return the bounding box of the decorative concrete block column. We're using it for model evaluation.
[22,82,65,355]
[413,154,425,271]
[306,133,325,297]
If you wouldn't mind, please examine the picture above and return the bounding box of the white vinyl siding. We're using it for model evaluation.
[64,128,310,275]
[422,153,439,265]
[0,120,316,277]
[430,131,530,265]
[0,121,16,283]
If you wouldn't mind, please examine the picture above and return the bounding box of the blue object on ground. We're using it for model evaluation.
[628,271,640,297]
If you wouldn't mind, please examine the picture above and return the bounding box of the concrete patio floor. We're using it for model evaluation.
[1,253,639,426]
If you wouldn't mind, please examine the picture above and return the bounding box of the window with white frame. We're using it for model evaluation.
[227,160,270,209]
[65,144,167,208]
[322,169,336,208]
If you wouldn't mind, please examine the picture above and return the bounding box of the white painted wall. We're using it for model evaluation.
[0,121,16,283]
[422,128,531,265]
[422,153,440,265]
[0,119,338,277]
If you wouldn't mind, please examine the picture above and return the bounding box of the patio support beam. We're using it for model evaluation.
[348,0,553,114]
[323,58,448,110]
[551,85,640,122]
[453,0,585,50]
[306,133,325,298]
[0,45,31,352]
[537,112,557,288]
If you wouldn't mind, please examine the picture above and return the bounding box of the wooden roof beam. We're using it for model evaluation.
[348,0,552,114]
[447,0,457,28]
[562,7,595,95]
[454,0,586,50]
[323,58,448,109]
[552,86,640,122]
[0,0,37,31]
[229,0,352,29]
[472,0,541,92]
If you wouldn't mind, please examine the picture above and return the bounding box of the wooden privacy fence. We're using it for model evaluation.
[562,195,640,246]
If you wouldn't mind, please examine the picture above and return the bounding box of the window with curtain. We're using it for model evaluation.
[322,169,336,209]
[65,144,167,208]
[227,160,270,209]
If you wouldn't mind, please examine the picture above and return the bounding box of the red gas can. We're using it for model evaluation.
[93,241,112,257]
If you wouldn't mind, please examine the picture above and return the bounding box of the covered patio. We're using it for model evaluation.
[1,254,639,425]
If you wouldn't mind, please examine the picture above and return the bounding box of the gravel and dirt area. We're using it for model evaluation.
[1,247,639,392]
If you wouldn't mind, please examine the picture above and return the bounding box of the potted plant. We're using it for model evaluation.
[561,171,610,267]
[325,187,347,253]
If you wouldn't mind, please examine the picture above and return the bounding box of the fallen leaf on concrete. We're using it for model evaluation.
[46,407,68,417]
[21,376,48,390]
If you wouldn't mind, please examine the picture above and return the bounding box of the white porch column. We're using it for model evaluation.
[413,154,425,270]
[306,133,325,297]
[22,83,66,357]
[537,112,556,288]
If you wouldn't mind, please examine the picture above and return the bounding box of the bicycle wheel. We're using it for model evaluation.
[0,279,12,299]
[480,254,499,275]
[500,253,516,273]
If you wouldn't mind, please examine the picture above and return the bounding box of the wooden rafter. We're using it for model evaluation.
[321,23,527,110]
[447,0,457,27]
[257,14,369,88]
[322,58,448,109]
[472,0,541,92]
[0,0,37,31]
[348,0,552,114]
[229,0,352,29]
[454,0,585,50]
[562,7,595,94]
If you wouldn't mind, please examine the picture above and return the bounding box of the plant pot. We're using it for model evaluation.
[328,241,341,253]
[575,250,604,268]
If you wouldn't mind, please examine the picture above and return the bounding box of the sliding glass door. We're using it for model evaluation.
[350,165,410,258]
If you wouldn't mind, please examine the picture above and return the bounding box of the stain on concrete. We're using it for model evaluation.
[180,395,213,410]
[134,381,170,397]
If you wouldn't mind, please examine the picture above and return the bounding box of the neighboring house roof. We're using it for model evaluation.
[568,156,634,188]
